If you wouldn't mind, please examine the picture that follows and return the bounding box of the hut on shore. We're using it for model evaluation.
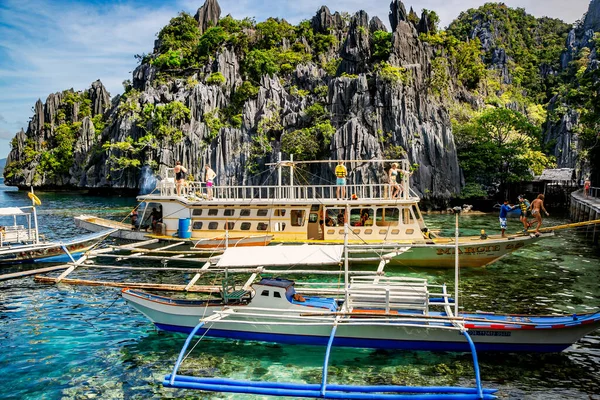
[533,168,577,207]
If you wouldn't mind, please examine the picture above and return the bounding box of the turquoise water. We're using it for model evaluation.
[1,184,599,399]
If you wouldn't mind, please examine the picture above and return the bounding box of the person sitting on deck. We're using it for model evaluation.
[422,227,432,239]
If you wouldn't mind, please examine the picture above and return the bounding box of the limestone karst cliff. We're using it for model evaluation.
[5,0,462,199]
[5,0,600,196]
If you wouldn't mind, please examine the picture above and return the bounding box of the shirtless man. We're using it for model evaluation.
[529,194,549,235]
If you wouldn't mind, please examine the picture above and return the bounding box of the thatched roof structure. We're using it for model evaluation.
[536,168,575,182]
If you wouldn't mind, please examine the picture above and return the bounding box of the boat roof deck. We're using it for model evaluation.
[140,182,420,205]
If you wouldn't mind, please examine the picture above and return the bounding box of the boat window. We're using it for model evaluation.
[257,222,268,231]
[405,229,414,234]
[224,209,235,216]
[261,290,269,297]
[273,292,281,298]
[274,209,287,217]
[327,229,335,234]
[310,204,320,211]
[192,221,203,230]
[208,209,219,216]
[324,208,345,226]
[226,222,235,230]
[376,208,399,227]
[392,229,400,235]
[290,210,306,226]
[364,229,372,234]
[208,222,218,230]
[240,209,251,217]
[379,229,388,235]
[241,222,251,230]
[350,208,373,227]
[257,209,269,217]
[274,222,286,231]
[309,213,318,223]
[192,209,203,216]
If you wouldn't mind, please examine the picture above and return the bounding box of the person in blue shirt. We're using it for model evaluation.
[499,200,518,238]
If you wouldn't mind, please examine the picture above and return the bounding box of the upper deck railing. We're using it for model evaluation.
[152,159,417,202]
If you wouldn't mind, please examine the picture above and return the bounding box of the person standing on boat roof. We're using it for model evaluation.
[517,195,531,232]
[335,161,347,199]
[499,200,518,238]
[174,161,187,196]
[204,165,217,200]
[530,194,549,236]
[389,162,412,199]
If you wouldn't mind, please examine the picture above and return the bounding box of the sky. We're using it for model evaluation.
[0,0,591,159]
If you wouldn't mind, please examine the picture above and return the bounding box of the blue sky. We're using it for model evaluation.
[0,0,590,159]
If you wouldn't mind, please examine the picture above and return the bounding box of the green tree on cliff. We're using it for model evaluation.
[454,107,553,197]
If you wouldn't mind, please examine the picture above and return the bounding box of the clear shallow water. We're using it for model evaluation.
[1,184,600,399]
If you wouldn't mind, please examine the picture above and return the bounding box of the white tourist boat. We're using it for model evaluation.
[79,159,551,268]
[123,242,600,353]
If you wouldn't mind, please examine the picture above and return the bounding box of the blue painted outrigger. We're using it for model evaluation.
[165,319,497,399]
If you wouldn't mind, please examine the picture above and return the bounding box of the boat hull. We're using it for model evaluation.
[0,230,112,265]
[349,234,549,268]
[123,289,600,353]
[74,215,150,241]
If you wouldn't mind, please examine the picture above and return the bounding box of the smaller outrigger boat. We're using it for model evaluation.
[0,202,113,264]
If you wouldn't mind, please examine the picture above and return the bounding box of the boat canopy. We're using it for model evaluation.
[0,207,27,216]
[216,244,344,268]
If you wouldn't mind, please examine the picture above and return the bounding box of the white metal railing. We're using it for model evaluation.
[156,181,417,202]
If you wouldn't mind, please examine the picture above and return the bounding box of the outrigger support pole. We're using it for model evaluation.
[169,321,206,386]
[462,331,484,399]
[320,323,338,397]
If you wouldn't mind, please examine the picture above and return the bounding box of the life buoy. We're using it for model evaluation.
[28,192,41,206]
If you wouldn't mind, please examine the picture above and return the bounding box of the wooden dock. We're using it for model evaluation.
[570,189,600,245]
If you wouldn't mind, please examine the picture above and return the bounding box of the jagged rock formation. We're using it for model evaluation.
[194,0,221,34]
[4,80,111,188]
[545,0,600,177]
[584,0,600,32]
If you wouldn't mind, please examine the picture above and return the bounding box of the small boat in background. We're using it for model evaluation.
[1,205,114,264]
[74,214,150,241]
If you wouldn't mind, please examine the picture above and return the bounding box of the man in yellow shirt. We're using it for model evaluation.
[335,161,347,199]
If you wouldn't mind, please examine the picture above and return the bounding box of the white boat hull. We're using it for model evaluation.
[123,287,600,352]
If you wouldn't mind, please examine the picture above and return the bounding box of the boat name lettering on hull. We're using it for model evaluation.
[461,330,512,337]
[436,245,501,255]
[505,242,525,250]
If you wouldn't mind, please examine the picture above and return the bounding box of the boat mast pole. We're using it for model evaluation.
[453,206,461,317]
[289,154,294,199]
[277,152,282,199]
[344,206,349,309]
